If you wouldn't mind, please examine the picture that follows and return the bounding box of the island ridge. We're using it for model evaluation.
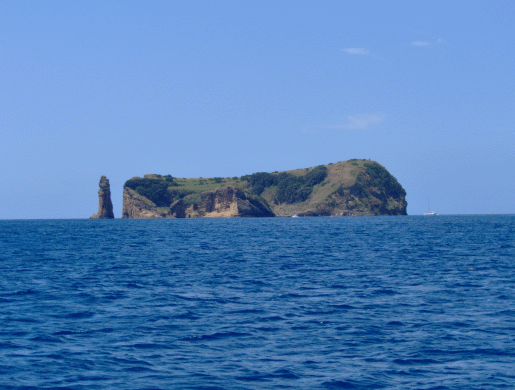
[119,159,407,218]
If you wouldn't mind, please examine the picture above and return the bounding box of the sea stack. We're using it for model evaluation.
[90,176,115,219]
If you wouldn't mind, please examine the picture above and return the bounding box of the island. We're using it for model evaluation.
[120,159,407,218]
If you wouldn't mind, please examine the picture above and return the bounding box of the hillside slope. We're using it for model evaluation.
[121,159,407,218]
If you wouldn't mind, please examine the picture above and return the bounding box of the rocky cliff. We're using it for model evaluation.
[121,159,407,218]
[122,185,274,218]
[121,187,165,219]
[169,186,275,218]
[90,176,114,219]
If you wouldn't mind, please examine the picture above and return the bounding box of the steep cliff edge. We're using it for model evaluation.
[121,159,407,218]
[90,176,114,219]
[121,187,165,219]
[122,185,274,218]
[169,186,275,218]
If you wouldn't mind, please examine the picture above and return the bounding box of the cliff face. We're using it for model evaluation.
[121,159,407,218]
[169,186,275,218]
[122,185,274,219]
[121,187,165,219]
[90,176,114,219]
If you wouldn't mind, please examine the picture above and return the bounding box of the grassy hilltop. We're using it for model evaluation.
[123,159,407,217]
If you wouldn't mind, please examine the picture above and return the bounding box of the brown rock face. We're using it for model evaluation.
[121,187,164,219]
[90,176,114,219]
[121,185,275,219]
[169,186,275,218]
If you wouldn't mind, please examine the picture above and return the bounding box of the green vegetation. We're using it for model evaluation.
[364,162,406,200]
[181,193,202,205]
[124,176,198,207]
[240,172,278,195]
[123,159,407,217]
[167,187,195,201]
[124,178,176,207]
[179,179,226,192]
[241,165,328,204]
[336,184,345,197]
[351,176,370,198]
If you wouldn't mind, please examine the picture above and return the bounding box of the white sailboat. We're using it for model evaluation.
[424,199,437,216]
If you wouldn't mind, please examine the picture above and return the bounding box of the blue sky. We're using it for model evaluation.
[1,1,514,218]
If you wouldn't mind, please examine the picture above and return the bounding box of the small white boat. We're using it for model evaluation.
[291,214,299,218]
[424,199,437,216]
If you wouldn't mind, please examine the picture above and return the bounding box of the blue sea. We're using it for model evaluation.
[1,215,514,389]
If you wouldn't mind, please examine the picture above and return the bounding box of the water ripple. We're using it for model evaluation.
[0,215,514,389]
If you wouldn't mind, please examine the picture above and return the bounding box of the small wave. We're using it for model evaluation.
[13,289,39,296]
[272,368,299,379]
[450,321,470,327]
[202,331,250,340]
[0,342,22,349]
[228,308,265,314]
[183,332,250,341]
[53,330,88,336]
[174,312,200,320]
[52,328,113,336]
[330,304,356,310]
[131,343,170,349]
[9,317,39,323]
[491,309,515,316]
[257,315,285,322]
[174,311,200,320]
[279,293,306,298]
[234,373,270,382]
[372,289,397,295]
[304,310,337,316]
[471,348,513,357]
[30,335,63,343]
[63,311,95,319]
[256,326,279,332]
[45,353,64,359]
[330,284,349,289]
[173,294,208,301]
[322,380,360,389]
[246,280,269,286]
[125,283,145,289]
[393,358,439,365]
[124,365,154,372]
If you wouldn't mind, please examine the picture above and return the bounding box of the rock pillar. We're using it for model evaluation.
[90,176,114,219]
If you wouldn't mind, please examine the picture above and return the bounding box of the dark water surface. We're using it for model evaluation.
[1,216,514,389]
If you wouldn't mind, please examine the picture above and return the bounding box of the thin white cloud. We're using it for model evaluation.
[344,114,384,130]
[301,128,318,135]
[324,114,384,130]
[343,48,370,55]
[411,41,430,46]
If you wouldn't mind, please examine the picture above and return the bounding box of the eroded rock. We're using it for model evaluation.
[169,186,275,218]
[90,176,114,219]
[121,187,165,219]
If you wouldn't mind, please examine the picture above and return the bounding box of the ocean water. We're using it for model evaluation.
[1,215,514,389]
